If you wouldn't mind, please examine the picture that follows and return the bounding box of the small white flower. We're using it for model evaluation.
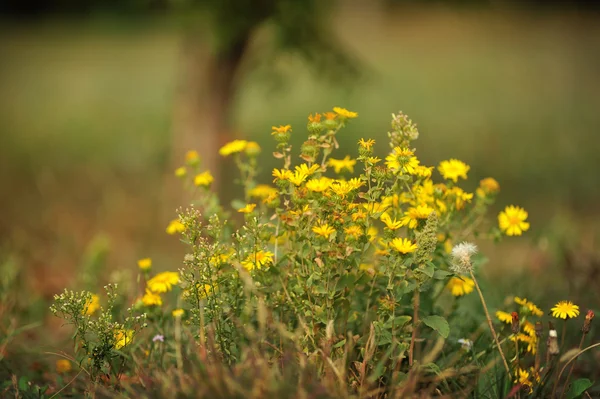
[450,242,478,274]
[458,338,473,351]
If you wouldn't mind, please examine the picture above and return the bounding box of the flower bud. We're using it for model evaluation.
[511,312,520,334]
[583,310,594,334]
[300,139,320,163]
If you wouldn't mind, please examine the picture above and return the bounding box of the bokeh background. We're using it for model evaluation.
[1,0,599,368]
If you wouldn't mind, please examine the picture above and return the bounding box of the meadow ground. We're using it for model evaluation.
[0,5,599,392]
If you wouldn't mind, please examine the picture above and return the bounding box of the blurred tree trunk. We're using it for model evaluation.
[169,32,250,206]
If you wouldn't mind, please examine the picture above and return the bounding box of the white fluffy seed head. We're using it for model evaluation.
[450,242,478,274]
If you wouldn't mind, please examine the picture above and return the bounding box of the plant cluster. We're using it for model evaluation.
[47,109,596,398]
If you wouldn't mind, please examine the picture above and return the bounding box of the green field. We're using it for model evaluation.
[1,7,599,288]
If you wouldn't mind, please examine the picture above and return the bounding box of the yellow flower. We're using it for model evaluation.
[323,111,337,120]
[84,294,100,316]
[523,321,536,337]
[351,209,367,222]
[366,156,381,164]
[514,297,544,317]
[249,185,278,199]
[389,238,418,254]
[438,159,470,182]
[172,308,185,318]
[498,205,530,236]
[137,258,152,271]
[209,251,233,267]
[271,125,292,134]
[511,334,537,354]
[333,106,358,119]
[147,271,179,293]
[515,367,533,390]
[174,166,186,178]
[385,147,419,174]
[245,141,261,156]
[414,165,434,178]
[551,301,580,319]
[367,226,378,242]
[195,283,215,298]
[56,359,72,373]
[166,219,185,235]
[272,168,293,182]
[358,138,375,150]
[286,164,319,186]
[185,150,200,164]
[237,203,257,213]
[219,139,248,156]
[306,177,332,193]
[496,311,513,324]
[344,225,363,240]
[380,212,402,230]
[363,202,389,215]
[446,276,475,297]
[241,250,274,271]
[330,179,363,198]
[328,156,356,174]
[400,204,435,229]
[142,289,162,307]
[445,187,474,210]
[308,113,321,123]
[479,177,500,193]
[312,222,336,238]
[114,329,134,350]
[194,170,214,187]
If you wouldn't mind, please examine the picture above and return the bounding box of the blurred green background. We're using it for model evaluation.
[1,1,599,307]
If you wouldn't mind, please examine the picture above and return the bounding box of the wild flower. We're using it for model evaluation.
[551,300,580,319]
[498,205,530,236]
[185,150,200,165]
[458,338,473,351]
[328,156,356,174]
[496,311,513,324]
[438,159,470,182]
[174,166,186,178]
[446,276,475,296]
[312,222,336,239]
[56,359,72,373]
[114,329,134,350]
[141,289,162,307]
[172,309,185,318]
[389,238,418,254]
[237,203,257,213]
[333,106,358,119]
[166,219,185,235]
[83,294,100,316]
[137,258,152,271]
[194,171,214,187]
[248,185,277,199]
[450,242,477,274]
[219,140,248,156]
[514,297,544,317]
[152,334,165,343]
[147,272,179,293]
[241,250,274,271]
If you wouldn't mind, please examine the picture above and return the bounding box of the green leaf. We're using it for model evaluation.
[333,339,346,348]
[421,263,435,278]
[565,378,593,399]
[422,362,442,375]
[433,270,453,279]
[422,315,450,339]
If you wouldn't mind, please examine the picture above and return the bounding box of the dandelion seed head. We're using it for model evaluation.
[450,242,478,274]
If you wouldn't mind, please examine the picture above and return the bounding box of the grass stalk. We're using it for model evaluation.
[469,269,511,377]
